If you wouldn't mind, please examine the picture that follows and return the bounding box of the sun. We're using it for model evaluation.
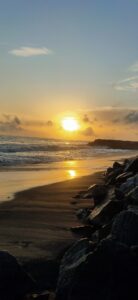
[61,117,80,132]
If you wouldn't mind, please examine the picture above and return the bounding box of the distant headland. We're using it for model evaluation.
[88,139,138,150]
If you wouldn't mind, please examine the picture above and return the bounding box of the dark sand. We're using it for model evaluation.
[0,172,103,263]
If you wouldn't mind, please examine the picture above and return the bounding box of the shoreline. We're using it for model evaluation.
[0,151,137,203]
[0,171,104,263]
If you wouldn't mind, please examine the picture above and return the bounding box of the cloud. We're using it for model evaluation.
[124,111,138,124]
[129,62,138,72]
[81,107,138,126]
[82,114,92,123]
[81,126,94,137]
[9,47,52,57]
[114,76,138,91]
[24,119,54,127]
[0,114,22,132]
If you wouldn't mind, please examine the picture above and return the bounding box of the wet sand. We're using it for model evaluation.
[0,172,103,263]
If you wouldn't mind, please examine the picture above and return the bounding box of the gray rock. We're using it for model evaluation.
[124,157,138,173]
[0,251,35,300]
[119,174,138,195]
[88,199,123,226]
[76,208,91,223]
[56,238,138,300]
[83,184,108,205]
[56,238,94,300]
[70,225,95,238]
[125,186,138,205]
[115,172,133,186]
[112,209,138,246]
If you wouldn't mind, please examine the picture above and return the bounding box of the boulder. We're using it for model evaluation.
[106,168,123,185]
[111,209,138,246]
[118,174,138,196]
[83,184,108,205]
[124,157,138,173]
[0,251,35,300]
[113,161,123,169]
[70,225,95,238]
[76,208,91,223]
[56,238,94,300]
[115,172,133,186]
[56,238,138,300]
[125,186,138,205]
[88,199,123,226]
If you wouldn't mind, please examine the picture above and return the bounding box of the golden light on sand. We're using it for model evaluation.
[61,117,80,132]
[68,170,76,178]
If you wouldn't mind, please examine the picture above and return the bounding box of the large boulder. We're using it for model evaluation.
[83,184,108,205]
[111,209,138,246]
[0,251,35,300]
[118,174,138,196]
[88,199,123,226]
[56,238,138,300]
[125,186,138,205]
[56,238,94,300]
[124,157,138,173]
[76,208,91,223]
[115,172,133,186]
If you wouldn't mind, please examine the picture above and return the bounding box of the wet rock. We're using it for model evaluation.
[119,174,138,195]
[124,157,138,173]
[112,209,138,246]
[56,238,138,300]
[83,184,108,205]
[25,291,55,299]
[76,208,91,223]
[125,186,138,205]
[56,238,94,300]
[113,161,123,169]
[114,187,125,200]
[70,225,95,237]
[73,191,86,199]
[0,251,35,300]
[88,199,123,226]
[115,172,133,186]
[106,168,123,185]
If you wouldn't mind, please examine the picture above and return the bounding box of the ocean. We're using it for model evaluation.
[0,135,137,202]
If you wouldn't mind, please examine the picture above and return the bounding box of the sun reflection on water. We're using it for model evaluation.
[68,170,77,178]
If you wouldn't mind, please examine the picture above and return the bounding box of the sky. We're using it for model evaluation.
[0,0,138,140]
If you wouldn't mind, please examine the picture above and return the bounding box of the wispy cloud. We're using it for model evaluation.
[9,47,52,57]
[81,126,94,137]
[129,61,138,72]
[114,76,138,91]
[0,114,22,132]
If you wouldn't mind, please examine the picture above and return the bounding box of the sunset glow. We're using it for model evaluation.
[61,117,80,132]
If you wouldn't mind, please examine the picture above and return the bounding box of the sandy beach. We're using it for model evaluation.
[0,171,103,263]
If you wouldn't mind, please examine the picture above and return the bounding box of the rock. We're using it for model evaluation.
[56,238,94,300]
[124,157,138,173]
[125,186,138,205]
[26,291,55,299]
[56,238,138,300]
[114,187,125,200]
[112,209,138,246]
[70,225,95,237]
[115,172,133,186]
[83,184,108,205]
[88,199,123,226]
[106,168,123,185]
[76,208,91,223]
[73,191,86,199]
[0,251,35,300]
[113,161,123,169]
[98,222,112,240]
[118,174,138,196]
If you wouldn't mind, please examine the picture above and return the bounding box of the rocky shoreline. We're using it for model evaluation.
[0,156,138,299]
